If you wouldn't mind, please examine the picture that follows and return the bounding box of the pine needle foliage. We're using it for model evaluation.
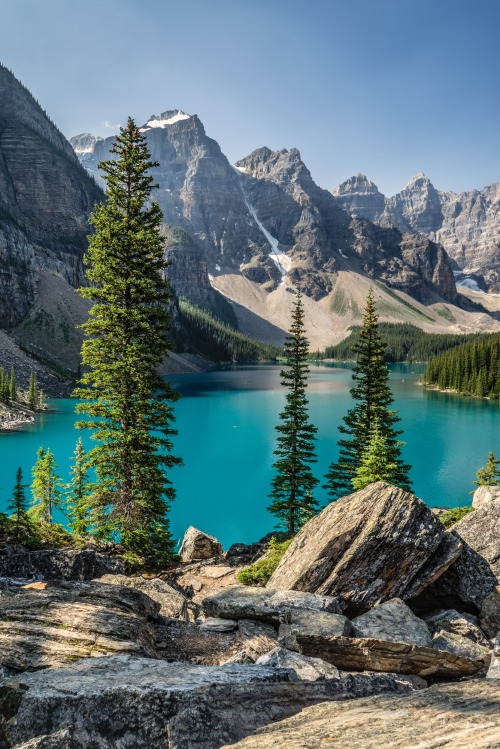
[30,447,64,524]
[7,467,29,537]
[473,452,500,487]
[268,291,319,536]
[352,420,399,491]
[66,438,91,539]
[423,334,500,398]
[324,288,412,499]
[74,118,182,566]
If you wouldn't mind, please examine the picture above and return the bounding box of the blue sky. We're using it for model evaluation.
[1,0,499,195]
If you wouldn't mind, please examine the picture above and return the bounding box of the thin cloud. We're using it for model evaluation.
[103,120,122,130]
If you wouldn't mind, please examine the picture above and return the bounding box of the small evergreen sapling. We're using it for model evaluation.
[352,420,400,491]
[268,291,319,536]
[473,452,500,487]
[66,437,91,539]
[31,447,64,524]
[7,467,29,537]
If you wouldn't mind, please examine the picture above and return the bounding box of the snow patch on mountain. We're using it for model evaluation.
[140,111,191,132]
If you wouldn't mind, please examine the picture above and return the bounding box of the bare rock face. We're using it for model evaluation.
[93,574,189,620]
[222,679,500,749]
[487,634,500,678]
[179,526,223,562]
[351,599,432,647]
[414,500,500,611]
[2,655,425,749]
[0,580,159,673]
[268,483,446,616]
[201,586,342,625]
[0,545,124,581]
[283,633,483,678]
[256,647,341,681]
[472,485,500,510]
[480,587,500,637]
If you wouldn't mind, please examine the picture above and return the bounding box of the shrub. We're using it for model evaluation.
[439,506,474,529]
[236,538,292,586]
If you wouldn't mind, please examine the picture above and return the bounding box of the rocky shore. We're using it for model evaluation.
[0,481,499,748]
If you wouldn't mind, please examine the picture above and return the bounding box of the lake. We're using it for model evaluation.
[0,363,498,550]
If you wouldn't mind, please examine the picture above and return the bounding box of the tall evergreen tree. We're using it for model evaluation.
[28,372,38,410]
[473,452,500,487]
[31,447,64,524]
[8,467,28,536]
[9,367,17,401]
[324,288,412,499]
[268,291,319,536]
[74,118,181,564]
[66,437,91,539]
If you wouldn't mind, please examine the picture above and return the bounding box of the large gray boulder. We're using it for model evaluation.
[179,526,223,562]
[0,580,159,673]
[351,598,432,647]
[202,586,341,625]
[278,611,352,651]
[268,483,446,615]
[222,679,500,749]
[481,586,500,637]
[0,545,124,581]
[94,574,189,620]
[413,499,500,611]
[472,485,500,510]
[2,655,425,749]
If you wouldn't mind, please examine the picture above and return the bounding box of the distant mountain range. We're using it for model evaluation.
[333,173,500,294]
[0,62,499,386]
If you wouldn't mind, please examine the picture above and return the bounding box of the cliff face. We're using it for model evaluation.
[333,173,500,293]
[0,63,103,329]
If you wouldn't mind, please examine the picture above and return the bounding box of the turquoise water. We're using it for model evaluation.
[0,363,498,549]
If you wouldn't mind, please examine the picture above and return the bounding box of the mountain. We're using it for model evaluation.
[0,62,104,382]
[70,112,499,350]
[333,173,500,293]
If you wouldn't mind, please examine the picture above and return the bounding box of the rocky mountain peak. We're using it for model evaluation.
[140,110,193,131]
[69,133,104,154]
[404,171,432,189]
[333,173,382,197]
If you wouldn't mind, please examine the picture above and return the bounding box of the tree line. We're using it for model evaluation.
[422,334,500,399]
[315,323,498,364]
[0,369,44,410]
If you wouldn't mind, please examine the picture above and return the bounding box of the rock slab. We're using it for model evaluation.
[3,655,425,749]
[268,483,445,615]
[222,678,500,749]
[351,598,432,646]
[202,585,341,625]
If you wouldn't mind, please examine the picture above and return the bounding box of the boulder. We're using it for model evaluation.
[256,647,341,681]
[487,634,500,678]
[431,631,490,664]
[14,728,75,749]
[267,483,446,616]
[0,545,124,581]
[402,532,462,599]
[93,574,189,620]
[3,654,425,749]
[351,599,432,647]
[0,580,158,673]
[480,586,500,637]
[282,633,483,677]
[412,500,500,611]
[278,611,352,652]
[202,586,342,625]
[179,526,223,562]
[472,485,500,510]
[425,608,489,644]
[221,679,500,749]
[199,618,238,633]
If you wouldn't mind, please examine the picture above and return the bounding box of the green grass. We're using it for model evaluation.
[236,537,292,586]
[439,506,474,529]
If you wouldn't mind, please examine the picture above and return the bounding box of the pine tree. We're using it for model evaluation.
[9,367,17,401]
[66,437,91,539]
[31,447,64,524]
[268,291,319,536]
[7,467,29,536]
[324,288,412,499]
[352,420,399,491]
[28,373,38,410]
[74,118,182,565]
[473,452,500,487]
